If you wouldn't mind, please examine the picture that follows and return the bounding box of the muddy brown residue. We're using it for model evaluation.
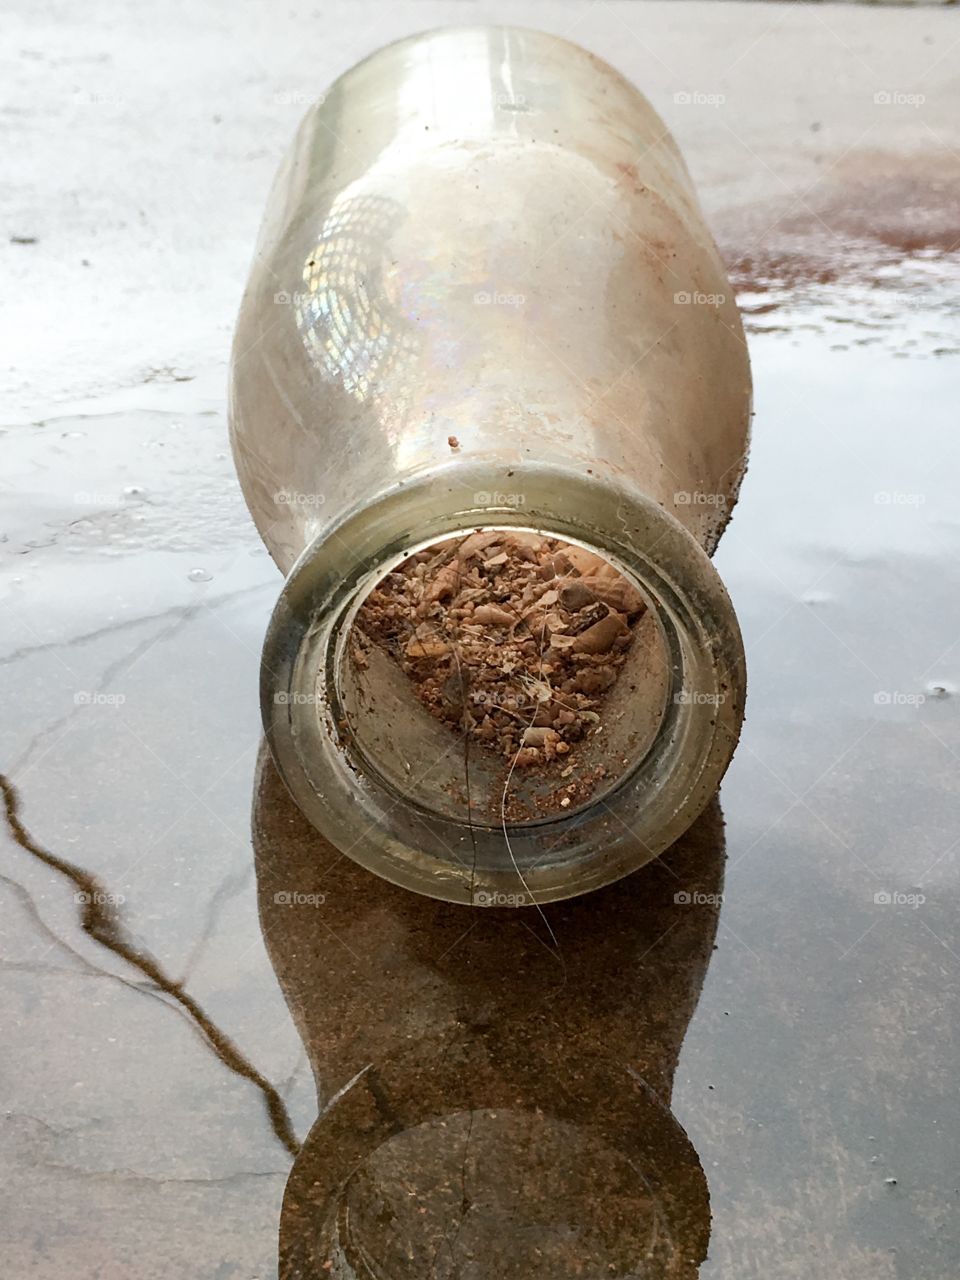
[718,151,960,291]
[353,533,647,798]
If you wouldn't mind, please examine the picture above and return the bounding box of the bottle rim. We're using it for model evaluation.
[260,463,745,905]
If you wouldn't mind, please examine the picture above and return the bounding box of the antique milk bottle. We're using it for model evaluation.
[230,25,751,905]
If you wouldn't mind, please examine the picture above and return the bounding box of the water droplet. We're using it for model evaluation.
[187,567,212,583]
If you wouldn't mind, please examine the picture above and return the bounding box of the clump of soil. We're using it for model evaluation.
[352,532,646,778]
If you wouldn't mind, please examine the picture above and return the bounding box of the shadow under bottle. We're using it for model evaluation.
[252,742,726,1277]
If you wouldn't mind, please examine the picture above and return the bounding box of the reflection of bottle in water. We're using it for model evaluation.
[231,27,751,904]
[253,744,726,1277]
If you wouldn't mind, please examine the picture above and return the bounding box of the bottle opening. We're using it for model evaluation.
[261,468,744,904]
[336,529,673,828]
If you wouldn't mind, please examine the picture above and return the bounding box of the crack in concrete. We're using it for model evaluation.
[0,772,300,1158]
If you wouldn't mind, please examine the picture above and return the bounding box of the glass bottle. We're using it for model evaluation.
[230,26,751,904]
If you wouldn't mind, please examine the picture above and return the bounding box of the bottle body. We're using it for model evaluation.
[230,26,751,904]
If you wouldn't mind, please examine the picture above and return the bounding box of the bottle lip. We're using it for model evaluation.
[260,463,745,905]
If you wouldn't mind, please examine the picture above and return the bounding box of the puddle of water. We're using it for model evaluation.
[737,251,960,358]
[2,231,959,1280]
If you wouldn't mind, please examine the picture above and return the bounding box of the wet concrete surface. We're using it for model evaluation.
[3,2,960,1277]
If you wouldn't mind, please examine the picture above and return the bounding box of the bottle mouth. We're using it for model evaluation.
[261,465,745,905]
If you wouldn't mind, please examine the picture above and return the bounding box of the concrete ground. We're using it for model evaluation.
[2,3,959,1278]
[4,0,959,413]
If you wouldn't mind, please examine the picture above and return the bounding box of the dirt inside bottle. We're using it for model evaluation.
[339,530,673,826]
